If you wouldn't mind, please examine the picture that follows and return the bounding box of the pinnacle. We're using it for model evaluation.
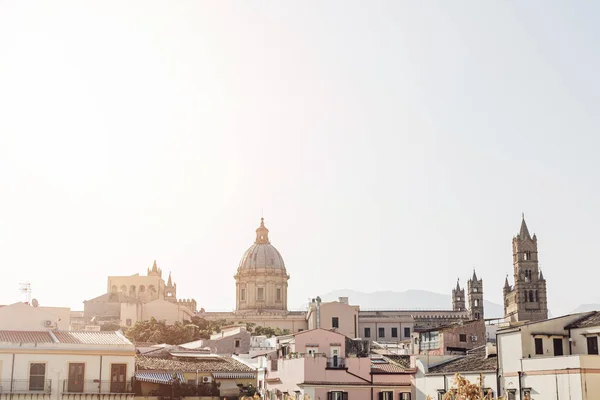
[519,214,531,240]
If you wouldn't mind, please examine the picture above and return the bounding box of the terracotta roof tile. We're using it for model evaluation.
[136,355,254,373]
[0,331,54,343]
[565,311,600,329]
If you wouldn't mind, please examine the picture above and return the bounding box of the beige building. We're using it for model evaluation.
[497,312,600,399]
[0,302,71,331]
[84,260,197,328]
[0,330,135,398]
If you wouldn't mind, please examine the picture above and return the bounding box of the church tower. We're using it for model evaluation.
[503,215,548,322]
[452,279,465,311]
[467,270,484,320]
[164,271,177,302]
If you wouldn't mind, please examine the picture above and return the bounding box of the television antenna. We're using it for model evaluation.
[19,282,32,304]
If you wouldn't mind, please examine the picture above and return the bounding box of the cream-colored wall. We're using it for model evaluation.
[0,348,134,397]
[108,274,165,302]
[0,303,69,331]
[141,299,192,325]
[294,329,346,356]
[120,302,142,327]
[235,269,289,312]
[201,312,308,333]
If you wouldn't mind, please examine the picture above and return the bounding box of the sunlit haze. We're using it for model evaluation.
[1,1,599,317]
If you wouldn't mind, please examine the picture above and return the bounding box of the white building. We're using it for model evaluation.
[414,344,497,400]
[497,311,600,399]
[0,302,70,330]
[0,330,135,399]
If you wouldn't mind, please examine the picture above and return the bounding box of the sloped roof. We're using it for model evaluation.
[427,346,497,374]
[370,355,413,373]
[0,331,55,343]
[381,355,411,369]
[136,355,254,373]
[565,311,600,329]
[53,331,132,345]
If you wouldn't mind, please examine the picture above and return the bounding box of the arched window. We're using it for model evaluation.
[139,285,146,293]
[120,285,127,294]
[474,299,479,307]
[148,285,156,293]
[524,292,528,302]
[529,290,534,302]
[129,285,136,296]
[535,290,538,302]
[111,285,118,293]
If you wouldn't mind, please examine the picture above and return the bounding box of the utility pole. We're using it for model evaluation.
[19,282,31,304]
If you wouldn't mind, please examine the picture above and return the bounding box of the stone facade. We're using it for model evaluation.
[414,319,487,356]
[503,215,548,323]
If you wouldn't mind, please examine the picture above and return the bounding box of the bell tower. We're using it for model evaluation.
[452,279,465,311]
[504,214,548,322]
[467,270,484,320]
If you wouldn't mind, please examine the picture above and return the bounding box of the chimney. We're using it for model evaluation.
[338,297,349,304]
[485,343,497,358]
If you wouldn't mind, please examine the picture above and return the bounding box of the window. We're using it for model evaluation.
[126,319,132,327]
[257,287,264,300]
[535,290,538,302]
[270,359,278,371]
[535,338,543,355]
[400,394,411,400]
[391,327,398,338]
[332,317,339,328]
[29,363,46,391]
[379,391,393,400]
[475,312,480,320]
[276,288,282,301]
[139,285,145,293]
[328,392,347,400]
[364,327,371,338]
[507,389,516,400]
[307,347,319,355]
[241,288,246,301]
[404,327,410,338]
[378,327,385,338]
[111,285,117,293]
[473,287,478,293]
[587,336,599,355]
[437,391,446,400]
[234,339,241,348]
[553,338,564,356]
[529,291,534,302]
[460,334,467,342]
[474,299,479,307]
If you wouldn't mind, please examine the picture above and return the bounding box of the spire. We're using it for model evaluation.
[519,213,531,240]
[504,275,510,288]
[539,269,544,280]
[455,278,461,292]
[255,217,270,244]
[167,271,172,286]
[152,260,158,272]
[472,269,478,282]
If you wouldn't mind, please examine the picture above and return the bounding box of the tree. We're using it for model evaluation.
[100,322,127,332]
[252,326,291,338]
[125,318,196,345]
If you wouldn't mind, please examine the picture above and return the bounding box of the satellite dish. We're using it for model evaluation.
[32,299,39,307]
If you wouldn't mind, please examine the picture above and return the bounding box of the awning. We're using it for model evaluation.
[135,371,185,384]
[213,372,256,379]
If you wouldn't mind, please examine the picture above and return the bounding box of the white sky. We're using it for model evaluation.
[1,1,598,316]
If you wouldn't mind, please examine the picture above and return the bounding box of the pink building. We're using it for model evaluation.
[265,328,414,400]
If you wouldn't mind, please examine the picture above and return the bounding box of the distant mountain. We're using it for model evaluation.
[570,304,600,314]
[307,289,505,319]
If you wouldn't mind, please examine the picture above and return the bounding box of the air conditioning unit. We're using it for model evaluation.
[44,320,52,327]
[202,376,212,384]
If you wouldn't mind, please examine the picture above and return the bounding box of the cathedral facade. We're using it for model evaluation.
[503,215,549,323]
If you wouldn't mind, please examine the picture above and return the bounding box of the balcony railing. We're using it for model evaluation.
[326,357,346,369]
[0,379,52,394]
[62,380,133,394]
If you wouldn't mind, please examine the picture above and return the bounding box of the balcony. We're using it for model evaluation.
[62,380,134,394]
[326,357,346,369]
[0,379,52,394]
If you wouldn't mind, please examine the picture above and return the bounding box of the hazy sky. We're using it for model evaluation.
[1,1,598,317]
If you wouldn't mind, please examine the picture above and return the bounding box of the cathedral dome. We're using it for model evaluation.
[237,218,286,272]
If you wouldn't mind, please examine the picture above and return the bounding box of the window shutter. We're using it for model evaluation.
[378,392,383,400]
[343,392,348,400]
[327,392,332,400]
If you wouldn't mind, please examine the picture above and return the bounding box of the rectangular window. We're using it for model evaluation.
[507,390,516,400]
[378,327,385,338]
[241,288,246,301]
[404,327,410,338]
[553,338,564,356]
[332,317,339,328]
[68,363,85,393]
[391,327,398,338]
[400,394,411,400]
[328,392,347,400]
[257,287,264,301]
[535,338,543,355]
[379,391,393,400]
[437,391,445,400]
[29,363,46,391]
[276,288,281,301]
[234,339,240,347]
[364,327,371,338]
[460,334,467,342]
[126,318,132,327]
[587,336,599,355]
